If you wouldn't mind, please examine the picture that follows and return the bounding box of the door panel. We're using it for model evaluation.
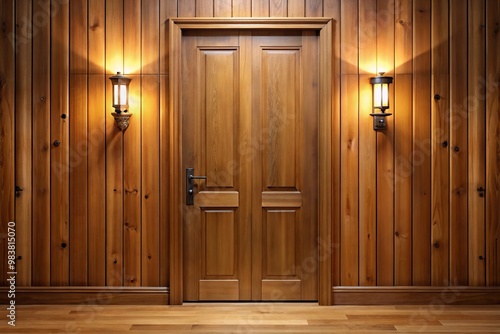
[252,32,318,301]
[182,31,251,301]
[182,30,318,301]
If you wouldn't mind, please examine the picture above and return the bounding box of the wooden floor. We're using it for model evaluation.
[1,303,500,333]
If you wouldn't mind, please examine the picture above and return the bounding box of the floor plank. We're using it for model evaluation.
[0,303,499,333]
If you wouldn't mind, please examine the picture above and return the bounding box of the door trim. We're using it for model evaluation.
[168,18,334,305]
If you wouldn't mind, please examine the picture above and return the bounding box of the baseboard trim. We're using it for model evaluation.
[332,286,500,305]
[0,286,169,305]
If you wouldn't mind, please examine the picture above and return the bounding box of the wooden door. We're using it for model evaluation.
[182,30,319,301]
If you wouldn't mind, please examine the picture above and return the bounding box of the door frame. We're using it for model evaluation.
[168,17,334,305]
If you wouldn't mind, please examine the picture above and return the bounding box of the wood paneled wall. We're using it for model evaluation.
[0,0,499,291]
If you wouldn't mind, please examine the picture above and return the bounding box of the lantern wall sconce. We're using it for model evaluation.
[370,73,393,131]
[109,72,132,131]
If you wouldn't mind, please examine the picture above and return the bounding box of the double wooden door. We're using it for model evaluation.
[182,30,319,301]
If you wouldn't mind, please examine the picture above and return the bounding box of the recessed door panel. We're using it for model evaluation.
[198,49,237,188]
[203,210,235,277]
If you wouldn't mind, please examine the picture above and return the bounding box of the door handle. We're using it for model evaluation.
[186,168,206,205]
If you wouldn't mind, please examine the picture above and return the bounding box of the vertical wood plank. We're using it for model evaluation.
[468,0,486,286]
[15,0,32,287]
[376,0,395,287]
[395,0,412,74]
[340,75,359,286]
[0,0,15,286]
[431,0,449,286]
[449,0,468,286]
[69,0,88,286]
[324,0,341,287]
[288,0,304,16]
[69,74,88,286]
[270,0,287,17]
[31,0,51,286]
[143,0,160,74]
[233,0,251,16]
[142,75,160,286]
[88,0,106,286]
[123,75,141,287]
[50,0,70,286]
[358,0,377,287]
[196,0,214,17]
[122,0,142,288]
[124,0,141,75]
[252,0,270,16]
[89,0,105,74]
[358,75,376,286]
[215,0,232,17]
[412,0,432,286]
[106,0,124,286]
[305,0,322,17]
[340,0,358,75]
[142,0,161,287]
[486,0,500,286]
[87,75,106,286]
[359,0,376,75]
[178,0,196,17]
[106,0,124,74]
[394,75,413,285]
[394,0,413,286]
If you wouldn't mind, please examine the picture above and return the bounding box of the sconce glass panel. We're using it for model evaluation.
[370,75,393,112]
[109,72,131,113]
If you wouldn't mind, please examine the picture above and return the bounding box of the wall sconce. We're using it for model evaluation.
[370,73,393,131]
[109,72,132,131]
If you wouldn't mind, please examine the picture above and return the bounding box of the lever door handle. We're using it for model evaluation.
[189,174,207,180]
[186,168,206,205]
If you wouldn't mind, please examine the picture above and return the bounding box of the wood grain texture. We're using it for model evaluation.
[340,74,359,286]
[50,0,70,286]
[376,0,395,287]
[215,0,232,17]
[393,0,413,289]
[270,0,287,17]
[1,303,500,332]
[253,0,270,16]
[412,0,432,286]
[123,0,142,289]
[31,0,51,286]
[340,0,358,74]
[306,0,323,17]
[430,0,449,287]
[233,0,251,16]
[69,0,89,286]
[288,0,304,16]
[0,0,15,287]
[69,74,88,286]
[87,75,106,286]
[467,0,486,287]
[394,74,412,286]
[89,0,105,74]
[14,0,32,287]
[449,0,469,286]
[196,0,214,17]
[358,74,376,286]
[123,74,141,287]
[142,75,160,286]
[105,0,125,287]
